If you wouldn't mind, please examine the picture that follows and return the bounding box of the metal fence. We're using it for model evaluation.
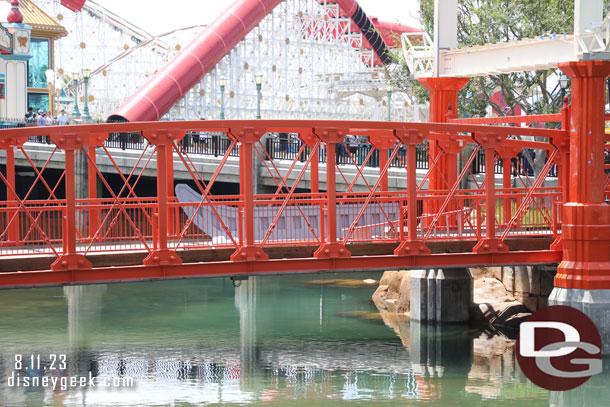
[15,121,558,177]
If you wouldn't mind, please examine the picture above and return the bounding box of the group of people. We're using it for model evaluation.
[24,107,69,126]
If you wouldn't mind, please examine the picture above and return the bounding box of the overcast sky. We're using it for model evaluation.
[101,0,421,35]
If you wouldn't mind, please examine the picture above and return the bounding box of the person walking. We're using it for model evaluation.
[57,109,69,125]
[25,107,35,123]
[347,134,359,159]
[45,111,54,126]
[36,110,45,126]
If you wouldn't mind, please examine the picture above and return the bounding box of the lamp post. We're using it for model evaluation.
[255,72,263,119]
[559,73,570,102]
[219,75,226,120]
[81,68,92,120]
[45,69,55,116]
[386,82,392,121]
[71,72,81,118]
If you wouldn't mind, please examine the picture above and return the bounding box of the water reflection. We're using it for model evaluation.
[0,274,606,406]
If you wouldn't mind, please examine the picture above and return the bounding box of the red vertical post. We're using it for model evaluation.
[313,128,350,259]
[5,146,18,242]
[379,150,389,191]
[244,141,255,246]
[559,97,571,205]
[395,130,431,255]
[87,145,98,238]
[299,132,322,240]
[473,133,508,254]
[231,127,269,261]
[65,149,77,254]
[157,143,169,250]
[554,61,610,289]
[499,146,519,229]
[142,130,182,266]
[418,77,469,226]
[311,147,319,193]
[484,145,497,238]
[502,157,511,227]
[369,134,395,193]
[166,140,176,237]
[550,98,571,251]
[325,142,338,241]
[50,134,92,271]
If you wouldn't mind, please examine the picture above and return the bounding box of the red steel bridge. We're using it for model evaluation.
[1,62,610,290]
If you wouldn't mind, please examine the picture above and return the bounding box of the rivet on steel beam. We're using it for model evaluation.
[324,249,330,254]
[153,256,159,262]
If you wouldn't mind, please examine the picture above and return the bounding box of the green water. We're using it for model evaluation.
[0,273,606,406]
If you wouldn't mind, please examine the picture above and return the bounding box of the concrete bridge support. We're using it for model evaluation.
[410,268,473,322]
[548,60,610,354]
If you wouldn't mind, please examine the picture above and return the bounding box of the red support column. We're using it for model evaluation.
[369,134,395,192]
[142,130,182,266]
[87,145,98,239]
[395,130,431,255]
[418,77,469,226]
[502,157,511,227]
[5,146,18,242]
[50,134,92,271]
[299,131,319,193]
[473,133,509,254]
[314,128,350,259]
[554,61,610,289]
[299,132,323,242]
[166,142,176,237]
[559,97,571,204]
[498,147,519,229]
[231,127,269,262]
[550,98,571,251]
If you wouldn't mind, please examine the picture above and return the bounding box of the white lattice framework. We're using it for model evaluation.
[402,9,610,78]
[37,0,422,121]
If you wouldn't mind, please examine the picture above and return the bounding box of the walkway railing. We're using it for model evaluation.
[21,121,557,177]
[0,119,567,284]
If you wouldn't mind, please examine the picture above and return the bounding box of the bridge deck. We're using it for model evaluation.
[0,118,601,289]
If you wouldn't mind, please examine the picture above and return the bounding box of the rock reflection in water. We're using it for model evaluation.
[374,300,550,404]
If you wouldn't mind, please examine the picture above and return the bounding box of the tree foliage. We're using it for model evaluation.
[393,0,610,118]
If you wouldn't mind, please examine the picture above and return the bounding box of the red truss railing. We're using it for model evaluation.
[0,119,571,287]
